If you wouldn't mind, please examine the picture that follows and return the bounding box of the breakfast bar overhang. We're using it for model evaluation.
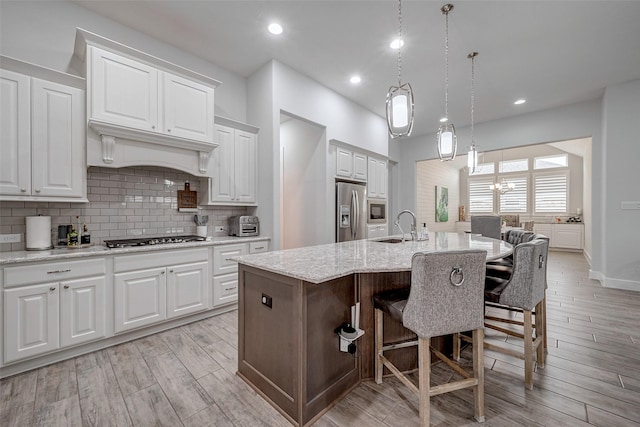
[234,233,512,426]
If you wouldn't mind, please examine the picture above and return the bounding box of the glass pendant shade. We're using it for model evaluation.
[467,145,478,173]
[386,83,414,138]
[437,122,457,160]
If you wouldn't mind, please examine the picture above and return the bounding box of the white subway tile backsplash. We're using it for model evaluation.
[0,166,249,250]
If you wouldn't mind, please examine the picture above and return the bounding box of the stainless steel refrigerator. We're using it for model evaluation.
[336,181,367,242]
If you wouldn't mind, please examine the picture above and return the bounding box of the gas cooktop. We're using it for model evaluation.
[104,235,206,249]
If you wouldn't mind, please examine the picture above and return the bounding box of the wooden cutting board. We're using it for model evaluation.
[177,182,198,212]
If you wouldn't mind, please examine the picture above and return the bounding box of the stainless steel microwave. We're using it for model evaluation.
[367,199,387,224]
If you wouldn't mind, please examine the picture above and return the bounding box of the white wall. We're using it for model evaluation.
[249,60,388,249]
[0,1,247,122]
[600,79,640,290]
[416,161,459,233]
[280,116,327,249]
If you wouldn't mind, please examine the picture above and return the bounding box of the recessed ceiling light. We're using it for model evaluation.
[350,75,361,84]
[514,99,526,105]
[390,38,404,49]
[268,23,283,35]
[439,117,448,123]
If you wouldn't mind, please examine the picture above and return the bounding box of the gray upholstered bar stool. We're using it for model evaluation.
[373,250,487,425]
[458,238,549,389]
[470,215,501,239]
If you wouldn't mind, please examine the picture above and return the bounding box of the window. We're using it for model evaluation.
[499,158,528,173]
[534,154,568,169]
[468,178,494,213]
[499,175,528,213]
[534,172,568,213]
[469,162,494,176]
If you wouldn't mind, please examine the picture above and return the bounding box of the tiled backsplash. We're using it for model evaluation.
[0,166,249,252]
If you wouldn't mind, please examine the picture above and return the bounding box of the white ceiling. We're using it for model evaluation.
[73,1,640,138]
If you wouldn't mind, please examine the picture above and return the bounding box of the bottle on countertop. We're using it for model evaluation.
[81,224,91,245]
[420,223,429,240]
[67,225,78,246]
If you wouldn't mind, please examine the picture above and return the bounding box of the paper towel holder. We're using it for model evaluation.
[26,215,54,251]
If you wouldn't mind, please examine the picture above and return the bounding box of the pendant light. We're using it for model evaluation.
[467,52,479,174]
[386,0,414,138]
[437,4,456,161]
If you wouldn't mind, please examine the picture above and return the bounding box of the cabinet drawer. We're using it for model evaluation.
[4,258,106,288]
[249,241,269,254]
[213,272,238,305]
[114,248,208,273]
[213,243,248,276]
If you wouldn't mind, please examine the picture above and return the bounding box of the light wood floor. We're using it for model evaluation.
[2,251,640,426]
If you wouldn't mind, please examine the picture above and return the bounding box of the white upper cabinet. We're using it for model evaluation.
[1,58,86,202]
[90,47,158,131]
[335,146,367,182]
[368,156,387,199]
[76,29,220,176]
[202,118,258,206]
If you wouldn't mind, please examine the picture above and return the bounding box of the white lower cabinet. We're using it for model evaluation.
[551,224,584,249]
[113,248,209,333]
[3,258,106,363]
[213,240,269,306]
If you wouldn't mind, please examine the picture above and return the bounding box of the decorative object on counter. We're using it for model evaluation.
[435,185,449,222]
[57,225,70,246]
[566,216,582,223]
[67,225,79,247]
[458,205,466,221]
[177,182,198,212]
[437,4,457,161]
[467,51,479,173]
[25,215,53,250]
[385,0,414,138]
[194,214,209,237]
[81,224,91,244]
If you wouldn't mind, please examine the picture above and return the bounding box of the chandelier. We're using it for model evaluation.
[385,0,414,138]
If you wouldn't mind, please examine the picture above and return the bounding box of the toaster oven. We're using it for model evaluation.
[228,216,260,236]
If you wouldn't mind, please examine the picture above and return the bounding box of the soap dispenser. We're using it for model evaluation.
[420,223,429,240]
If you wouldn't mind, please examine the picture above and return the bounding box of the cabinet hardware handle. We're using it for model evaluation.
[167,129,172,132]
[47,269,71,274]
[224,287,236,291]
[161,271,165,275]
[64,285,69,289]
[151,125,156,130]
[20,188,27,192]
[255,246,264,250]
[35,189,41,193]
[169,270,174,273]
[49,287,56,291]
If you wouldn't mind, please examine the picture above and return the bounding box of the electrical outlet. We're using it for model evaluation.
[0,234,21,243]
[215,226,224,232]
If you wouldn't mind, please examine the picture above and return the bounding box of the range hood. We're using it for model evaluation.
[74,28,221,176]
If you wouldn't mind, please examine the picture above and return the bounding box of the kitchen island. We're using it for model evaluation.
[233,232,512,426]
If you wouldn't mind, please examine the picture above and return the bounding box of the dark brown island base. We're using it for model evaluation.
[234,233,512,426]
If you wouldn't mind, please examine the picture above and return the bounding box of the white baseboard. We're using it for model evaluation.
[583,249,592,267]
[590,269,640,291]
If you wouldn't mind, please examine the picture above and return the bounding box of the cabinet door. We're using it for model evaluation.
[166,261,209,319]
[210,125,235,202]
[0,69,31,196]
[163,72,214,143]
[213,272,239,306]
[552,225,583,249]
[4,283,59,363]
[367,157,379,197]
[375,159,387,199]
[353,152,368,181]
[60,276,106,348]
[114,268,166,333]
[90,47,158,131]
[233,130,257,203]
[336,148,353,178]
[31,78,85,198]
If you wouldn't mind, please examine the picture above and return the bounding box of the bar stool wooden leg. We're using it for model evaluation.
[375,308,383,384]
[472,328,485,422]
[453,332,461,361]
[535,300,545,368]
[523,310,534,390]
[542,295,548,354]
[418,337,431,427]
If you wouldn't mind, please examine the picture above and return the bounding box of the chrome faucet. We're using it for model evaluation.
[394,210,417,243]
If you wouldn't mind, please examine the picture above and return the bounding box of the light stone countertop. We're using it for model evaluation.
[232,232,513,284]
[0,236,270,265]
